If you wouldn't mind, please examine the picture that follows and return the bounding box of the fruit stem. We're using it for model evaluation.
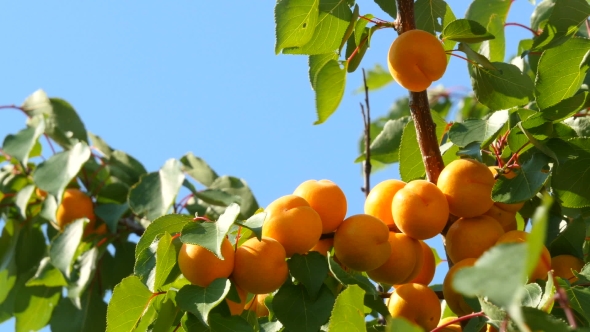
[430,311,486,332]
[446,51,480,67]
[504,22,540,37]
[552,273,578,328]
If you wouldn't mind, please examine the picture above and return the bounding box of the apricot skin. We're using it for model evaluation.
[387,283,442,331]
[309,238,333,256]
[437,317,462,332]
[262,195,322,257]
[246,294,270,317]
[552,255,585,283]
[392,179,449,240]
[483,204,517,232]
[293,179,347,234]
[437,159,495,218]
[178,238,235,288]
[367,232,423,285]
[364,179,406,230]
[445,215,505,263]
[226,284,248,316]
[233,237,289,294]
[403,241,436,286]
[333,214,391,272]
[443,258,477,316]
[56,188,96,230]
[387,29,448,92]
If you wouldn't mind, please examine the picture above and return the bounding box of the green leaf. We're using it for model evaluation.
[327,254,377,296]
[209,176,259,219]
[180,153,219,187]
[387,317,424,332]
[469,62,534,110]
[309,53,339,89]
[180,203,240,260]
[106,276,154,332]
[373,0,396,19]
[523,306,571,332]
[67,247,99,307]
[194,189,241,207]
[441,19,495,43]
[547,138,590,208]
[150,293,181,332]
[364,293,390,318]
[0,220,19,303]
[128,158,185,221]
[566,283,590,322]
[14,285,61,332]
[415,0,457,53]
[2,117,45,165]
[448,110,508,147]
[458,42,497,71]
[480,13,506,63]
[101,241,136,291]
[181,312,209,332]
[282,0,352,55]
[49,218,87,278]
[313,59,347,124]
[234,211,265,241]
[535,37,590,110]
[521,283,542,307]
[94,203,129,233]
[288,252,329,299]
[108,150,147,186]
[273,283,335,332]
[209,313,254,332]
[274,0,319,54]
[88,132,113,158]
[154,232,179,291]
[356,117,411,163]
[50,286,107,332]
[15,224,46,274]
[542,92,590,121]
[136,214,192,263]
[491,153,551,204]
[14,185,34,220]
[177,278,231,324]
[345,17,370,73]
[135,235,159,291]
[328,285,366,332]
[531,0,590,52]
[33,141,91,197]
[354,64,393,93]
[550,217,585,258]
[565,116,590,137]
[26,257,67,287]
[526,193,551,280]
[465,0,511,32]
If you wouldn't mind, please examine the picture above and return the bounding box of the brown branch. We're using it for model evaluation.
[361,68,372,198]
[120,217,145,236]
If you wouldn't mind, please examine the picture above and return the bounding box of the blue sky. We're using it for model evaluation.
[0,1,534,330]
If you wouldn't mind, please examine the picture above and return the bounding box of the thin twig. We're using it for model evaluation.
[119,218,145,236]
[361,68,372,198]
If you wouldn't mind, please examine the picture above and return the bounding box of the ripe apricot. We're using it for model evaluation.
[483,204,517,232]
[387,29,447,92]
[364,179,406,230]
[233,237,289,294]
[178,238,235,288]
[262,195,322,257]
[437,159,495,218]
[403,241,436,286]
[310,238,333,256]
[56,188,96,230]
[387,283,441,331]
[496,230,551,282]
[333,214,390,271]
[246,294,270,317]
[367,232,423,285]
[293,179,347,233]
[35,188,47,199]
[392,179,449,240]
[437,317,462,332]
[226,284,248,316]
[446,215,505,263]
[443,258,477,316]
[552,255,585,283]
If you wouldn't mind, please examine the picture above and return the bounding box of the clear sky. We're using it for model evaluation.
[0,1,534,330]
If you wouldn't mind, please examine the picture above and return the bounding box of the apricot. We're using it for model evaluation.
[56,188,96,230]
[35,188,47,199]
[364,179,406,230]
[437,317,462,332]
[483,204,517,232]
[387,29,447,92]
[310,238,333,256]
[293,179,347,233]
[437,159,495,218]
[226,284,248,316]
[233,237,289,294]
[246,294,270,317]
[443,258,477,316]
[367,232,423,285]
[387,283,441,331]
[446,215,505,263]
[333,214,390,271]
[392,179,449,240]
[262,195,322,257]
[178,238,235,288]
[552,255,585,283]
[403,241,436,286]
[496,230,551,282]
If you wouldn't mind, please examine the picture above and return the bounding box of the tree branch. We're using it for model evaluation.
[361,68,372,198]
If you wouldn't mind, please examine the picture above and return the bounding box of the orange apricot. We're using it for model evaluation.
[387,283,441,331]
[437,317,462,332]
[233,237,289,294]
[496,230,551,282]
[35,188,47,199]
[310,238,333,256]
[443,258,477,316]
[293,179,347,233]
[333,214,390,271]
[367,232,423,285]
[246,294,270,317]
[403,241,436,286]
[392,179,449,240]
[483,204,517,232]
[178,238,235,288]
[56,188,96,230]
[262,195,322,257]
[226,284,248,316]
[387,29,448,92]
[437,159,495,218]
[364,179,406,230]
[552,255,585,283]
[446,215,505,263]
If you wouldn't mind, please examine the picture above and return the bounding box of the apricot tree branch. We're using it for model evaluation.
[361,68,372,198]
